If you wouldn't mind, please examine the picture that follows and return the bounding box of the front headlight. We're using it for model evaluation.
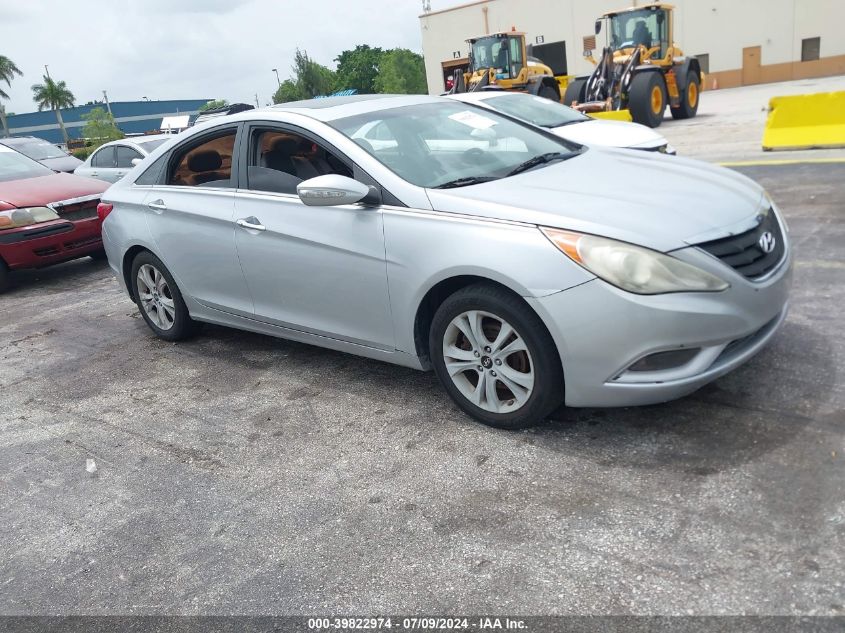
[0,207,60,230]
[542,227,730,294]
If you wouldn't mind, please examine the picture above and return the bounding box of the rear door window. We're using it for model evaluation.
[167,130,237,187]
[115,145,143,168]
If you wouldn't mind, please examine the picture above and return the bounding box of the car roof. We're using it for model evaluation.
[0,135,49,146]
[97,134,173,151]
[255,94,450,122]
[446,91,507,103]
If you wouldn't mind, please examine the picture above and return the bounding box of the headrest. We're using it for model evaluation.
[270,136,300,154]
[188,150,222,172]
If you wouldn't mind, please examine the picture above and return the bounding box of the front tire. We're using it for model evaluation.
[429,283,564,429]
[130,251,197,341]
[629,71,667,128]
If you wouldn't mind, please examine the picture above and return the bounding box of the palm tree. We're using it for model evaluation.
[31,75,75,144]
[0,55,22,138]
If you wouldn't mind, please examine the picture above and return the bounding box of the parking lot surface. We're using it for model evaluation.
[1,163,843,615]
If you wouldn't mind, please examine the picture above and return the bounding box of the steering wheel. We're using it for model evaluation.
[462,147,486,163]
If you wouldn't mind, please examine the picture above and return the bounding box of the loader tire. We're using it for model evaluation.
[563,78,587,107]
[629,72,666,128]
[672,70,701,120]
[538,84,560,102]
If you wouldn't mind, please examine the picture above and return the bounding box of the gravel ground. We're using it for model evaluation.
[0,163,843,616]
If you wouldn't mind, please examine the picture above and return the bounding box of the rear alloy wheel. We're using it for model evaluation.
[629,72,667,128]
[131,251,197,341]
[430,284,564,429]
[671,70,701,120]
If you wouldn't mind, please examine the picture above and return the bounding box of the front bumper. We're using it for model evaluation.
[527,246,793,408]
[0,217,102,269]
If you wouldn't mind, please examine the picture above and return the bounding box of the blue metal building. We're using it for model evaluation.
[6,99,212,144]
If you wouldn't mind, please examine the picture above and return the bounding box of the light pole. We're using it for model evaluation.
[272,68,281,87]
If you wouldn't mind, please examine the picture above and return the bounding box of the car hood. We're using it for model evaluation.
[40,155,84,173]
[552,118,666,150]
[425,147,766,252]
[0,172,109,208]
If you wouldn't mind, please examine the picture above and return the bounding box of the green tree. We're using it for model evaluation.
[374,49,427,95]
[273,79,302,104]
[334,45,383,94]
[81,107,123,146]
[0,55,22,138]
[31,75,75,144]
[272,49,336,104]
[199,99,229,111]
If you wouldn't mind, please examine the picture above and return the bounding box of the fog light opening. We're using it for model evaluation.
[627,348,700,373]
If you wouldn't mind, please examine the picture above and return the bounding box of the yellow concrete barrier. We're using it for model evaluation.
[589,109,633,122]
[762,91,845,151]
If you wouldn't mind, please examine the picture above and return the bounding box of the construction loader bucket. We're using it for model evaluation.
[589,110,633,123]
[762,91,845,151]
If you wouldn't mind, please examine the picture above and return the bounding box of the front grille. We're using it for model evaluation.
[696,208,785,279]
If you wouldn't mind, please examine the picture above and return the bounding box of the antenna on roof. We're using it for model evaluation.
[422,0,431,12]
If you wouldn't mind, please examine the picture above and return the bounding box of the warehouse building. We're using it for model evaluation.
[419,0,845,95]
[5,99,211,145]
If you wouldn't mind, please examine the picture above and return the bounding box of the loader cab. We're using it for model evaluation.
[603,4,673,64]
[468,32,525,80]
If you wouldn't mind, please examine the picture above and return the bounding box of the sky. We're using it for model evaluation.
[0,0,449,113]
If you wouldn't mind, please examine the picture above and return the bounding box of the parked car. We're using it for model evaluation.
[0,135,83,173]
[100,95,790,429]
[0,144,109,292]
[448,91,676,154]
[193,102,255,127]
[74,135,172,183]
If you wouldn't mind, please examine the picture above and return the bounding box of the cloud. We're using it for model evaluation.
[0,0,426,112]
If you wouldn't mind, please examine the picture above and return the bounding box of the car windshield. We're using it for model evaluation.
[5,138,69,160]
[137,138,167,152]
[330,101,580,188]
[482,93,589,128]
[0,147,55,182]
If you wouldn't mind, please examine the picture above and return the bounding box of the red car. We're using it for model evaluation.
[0,144,109,292]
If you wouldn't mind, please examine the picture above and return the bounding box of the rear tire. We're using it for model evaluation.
[0,259,9,293]
[429,283,564,430]
[671,70,701,120]
[130,251,198,341]
[629,72,667,128]
[538,84,560,102]
[563,78,587,106]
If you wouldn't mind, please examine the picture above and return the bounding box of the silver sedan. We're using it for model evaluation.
[99,95,791,429]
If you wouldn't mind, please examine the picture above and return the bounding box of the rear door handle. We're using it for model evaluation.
[147,199,167,212]
[236,217,265,232]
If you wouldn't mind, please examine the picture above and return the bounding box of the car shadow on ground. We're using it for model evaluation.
[2,257,110,296]
[149,315,834,479]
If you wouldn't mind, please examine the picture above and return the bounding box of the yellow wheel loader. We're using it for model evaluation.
[564,3,702,128]
[450,29,569,101]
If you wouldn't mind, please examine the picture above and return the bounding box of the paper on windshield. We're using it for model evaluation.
[448,110,497,129]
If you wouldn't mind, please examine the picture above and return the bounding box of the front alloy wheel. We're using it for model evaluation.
[443,310,534,414]
[130,251,197,341]
[430,283,564,429]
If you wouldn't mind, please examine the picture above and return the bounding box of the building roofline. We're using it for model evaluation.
[419,0,491,19]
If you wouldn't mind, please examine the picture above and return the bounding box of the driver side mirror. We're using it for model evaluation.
[131,158,142,167]
[595,20,602,35]
[297,174,371,207]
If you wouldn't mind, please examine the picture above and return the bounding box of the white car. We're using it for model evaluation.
[448,91,675,155]
[74,134,173,183]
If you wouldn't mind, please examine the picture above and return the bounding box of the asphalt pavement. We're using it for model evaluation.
[0,163,842,616]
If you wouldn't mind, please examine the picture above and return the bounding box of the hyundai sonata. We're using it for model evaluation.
[100,95,790,429]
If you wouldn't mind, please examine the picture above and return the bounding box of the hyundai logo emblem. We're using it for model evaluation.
[758,231,776,254]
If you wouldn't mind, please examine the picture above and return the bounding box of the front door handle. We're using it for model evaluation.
[236,217,265,231]
[147,199,167,211]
